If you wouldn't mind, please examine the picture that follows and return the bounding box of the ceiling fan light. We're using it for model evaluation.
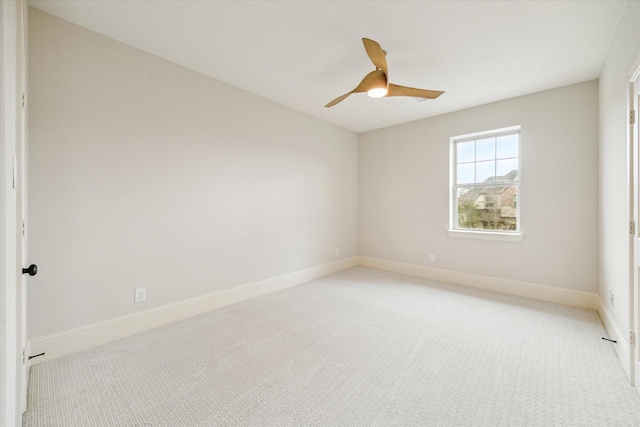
[367,87,387,98]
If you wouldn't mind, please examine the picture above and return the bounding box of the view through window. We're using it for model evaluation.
[451,127,520,232]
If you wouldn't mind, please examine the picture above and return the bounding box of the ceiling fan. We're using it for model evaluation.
[325,38,444,108]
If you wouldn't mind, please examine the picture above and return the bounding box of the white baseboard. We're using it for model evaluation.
[363,256,635,387]
[358,256,597,310]
[596,295,632,383]
[28,256,603,364]
[29,256,359,363]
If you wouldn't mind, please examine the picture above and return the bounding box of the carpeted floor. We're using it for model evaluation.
[23,267,640,426]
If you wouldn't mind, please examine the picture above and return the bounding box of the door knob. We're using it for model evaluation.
[22,264,37,276]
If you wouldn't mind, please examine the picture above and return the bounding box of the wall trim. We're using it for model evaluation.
[359,256,597,310]
[596,295,632,382]
[30,256,604,364]
[30,256,359,363]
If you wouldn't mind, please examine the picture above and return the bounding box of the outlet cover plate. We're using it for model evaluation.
[134,287,146,303]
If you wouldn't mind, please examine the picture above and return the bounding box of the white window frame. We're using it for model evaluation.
[448,125,523,242]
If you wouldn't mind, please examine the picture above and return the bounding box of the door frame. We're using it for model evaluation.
[629,53,640,389]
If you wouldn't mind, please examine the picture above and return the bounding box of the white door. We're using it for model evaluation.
[17,0,29,413]
[17,127,28,414]
[1,0,28,423]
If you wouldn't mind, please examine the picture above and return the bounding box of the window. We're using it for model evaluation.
[484,195,496,208]
[449,126,521,241]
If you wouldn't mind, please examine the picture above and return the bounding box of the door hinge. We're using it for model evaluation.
[22,220,25,237]
[22,348,27,364]
[631,331,636,346]
[631,109,636,125]
[21,92,27,110]
[630,220,636,235]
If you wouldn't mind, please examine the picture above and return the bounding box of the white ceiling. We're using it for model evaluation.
[29,1,626,133]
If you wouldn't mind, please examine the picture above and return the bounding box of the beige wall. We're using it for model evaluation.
[599,1,640,342]
[359,81,599,292]
[27,9,358,338]
[28,5,614,343]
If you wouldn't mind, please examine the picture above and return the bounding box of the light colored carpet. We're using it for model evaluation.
[24,267,640,426]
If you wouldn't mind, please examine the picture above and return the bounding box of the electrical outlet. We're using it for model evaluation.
[429,253,436,262]
[335,248,340,257]
[134,287,146,303]
[609,290,614,306]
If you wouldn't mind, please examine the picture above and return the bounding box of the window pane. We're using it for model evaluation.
[456,185,518,231]
[496,134,518,159]
[476,138,495,161]
[496,159,518,180]
[457,163,474,184]
[457,141,474,163]
[475,160,495,183]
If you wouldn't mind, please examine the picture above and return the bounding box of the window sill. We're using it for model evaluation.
[447,229,523,242]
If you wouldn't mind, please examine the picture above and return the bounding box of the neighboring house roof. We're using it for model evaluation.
[458,169,518,203]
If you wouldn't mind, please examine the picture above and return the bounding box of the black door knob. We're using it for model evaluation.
[22,264,37,276]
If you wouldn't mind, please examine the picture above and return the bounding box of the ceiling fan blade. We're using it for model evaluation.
[325,70,387,108]
[386,83,444,99]
[325,92,352,108]
[362,38,388,76]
